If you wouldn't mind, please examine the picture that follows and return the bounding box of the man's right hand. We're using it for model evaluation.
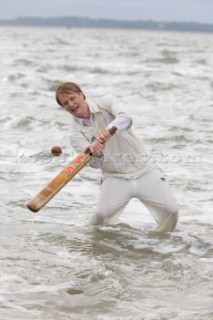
[87,140,105,157]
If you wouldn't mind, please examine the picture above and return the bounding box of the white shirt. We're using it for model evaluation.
[74,103,131,168]
[74,103,131,132]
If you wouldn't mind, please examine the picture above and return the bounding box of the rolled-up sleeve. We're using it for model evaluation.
[107,114,132,133]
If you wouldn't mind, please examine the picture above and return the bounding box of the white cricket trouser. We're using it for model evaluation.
[91,169,179,232]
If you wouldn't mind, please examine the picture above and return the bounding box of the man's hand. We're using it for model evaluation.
[87,127,117,157]
[87,140,105,157]
[96,128,113,144]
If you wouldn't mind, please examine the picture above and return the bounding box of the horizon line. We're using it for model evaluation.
[0,15,213,25]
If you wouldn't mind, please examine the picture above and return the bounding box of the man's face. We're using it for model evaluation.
[59,92,89,119]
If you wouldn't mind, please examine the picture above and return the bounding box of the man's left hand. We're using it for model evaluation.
[96,128,112,144]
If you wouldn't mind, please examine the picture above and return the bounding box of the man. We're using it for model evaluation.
[56,82,178,232]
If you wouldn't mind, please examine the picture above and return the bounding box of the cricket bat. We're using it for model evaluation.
[26,126,116,212]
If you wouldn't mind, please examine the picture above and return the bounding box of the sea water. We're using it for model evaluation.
[0,26,213,320]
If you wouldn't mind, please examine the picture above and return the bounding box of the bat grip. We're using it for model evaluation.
[108,126,117,136]
[85,149,93,155]
[84,126,117,156]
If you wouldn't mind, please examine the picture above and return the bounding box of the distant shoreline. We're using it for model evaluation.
[0,16,213,33]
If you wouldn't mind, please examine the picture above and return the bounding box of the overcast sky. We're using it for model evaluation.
[0,0,212,23]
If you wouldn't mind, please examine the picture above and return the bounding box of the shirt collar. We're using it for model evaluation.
[74,100,99,126]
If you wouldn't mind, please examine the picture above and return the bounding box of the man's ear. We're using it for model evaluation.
[80,91,86,100]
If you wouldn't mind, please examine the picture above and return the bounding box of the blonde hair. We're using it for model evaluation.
[56,82,85,106]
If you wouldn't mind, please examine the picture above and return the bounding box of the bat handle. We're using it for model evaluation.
[85,149,93,155]
[108,126,117,136]
[84,126,117,156]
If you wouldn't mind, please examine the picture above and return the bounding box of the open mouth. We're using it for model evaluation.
[70,106,79,113]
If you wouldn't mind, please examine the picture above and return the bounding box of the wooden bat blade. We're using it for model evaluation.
[26,126,117,213]
[26,151,92,212]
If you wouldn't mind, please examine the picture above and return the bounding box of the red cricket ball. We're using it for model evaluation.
[51,146,62,156]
